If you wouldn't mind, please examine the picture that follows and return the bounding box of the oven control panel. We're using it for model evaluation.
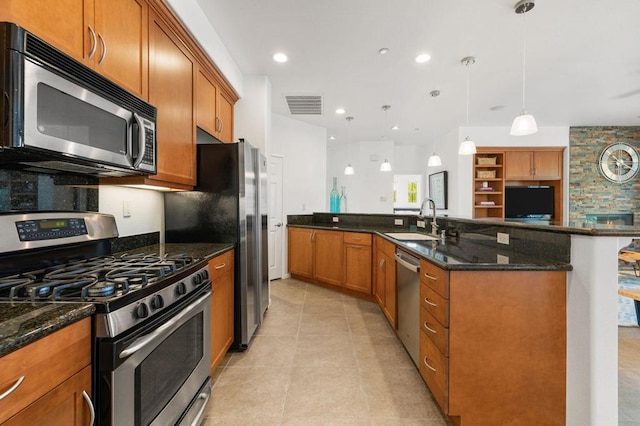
[16,218,88,241]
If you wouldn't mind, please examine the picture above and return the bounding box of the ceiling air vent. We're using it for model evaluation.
[284,95,323,115]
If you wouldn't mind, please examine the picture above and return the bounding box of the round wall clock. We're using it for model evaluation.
[598,142,640,183]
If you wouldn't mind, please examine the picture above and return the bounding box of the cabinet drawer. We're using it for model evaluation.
[420,283,448,327]
[420,306,449,356]
[0,318,91,423]
[419,330,448,413]
[376,236,396,258]
[209,250,234,281]
[344,232,372,246]
[420,259,449,298]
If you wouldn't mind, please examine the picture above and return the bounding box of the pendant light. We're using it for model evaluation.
[510,0,538,136]
[428,90,442,167]
[380,105,392,172]
[459,56,477,155]
[344,116,355,175]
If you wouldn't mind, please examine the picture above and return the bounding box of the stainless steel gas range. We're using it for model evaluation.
[0,212,212,426]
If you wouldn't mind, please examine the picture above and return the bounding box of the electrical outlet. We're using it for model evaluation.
[497,254,510,264]
[332,216,339,223]
[394,218,404,226]
[497,232,509,245]
[417,220,426,228]
[122,200,131,218]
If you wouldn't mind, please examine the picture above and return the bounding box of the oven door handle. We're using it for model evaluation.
[119,290,211,359]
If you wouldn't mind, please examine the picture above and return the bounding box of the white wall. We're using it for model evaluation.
[272,113,327,216]
[327,140,395,213]
[234,76,271,155]
[99,186,164,238]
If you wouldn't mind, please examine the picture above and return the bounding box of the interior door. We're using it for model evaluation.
[268,155,284,280]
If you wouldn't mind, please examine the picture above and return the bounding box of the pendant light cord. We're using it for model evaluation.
[466,63,470,126]
[521,8,527,111]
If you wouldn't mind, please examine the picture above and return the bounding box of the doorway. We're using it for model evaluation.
[268,155,284,280]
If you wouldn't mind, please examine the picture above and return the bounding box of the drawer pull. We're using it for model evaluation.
[424,297,437,307]
[214,263,226,270]
[423,357,437,372]
[352,238,362,241]
[424,272,438,281]
[0,376,24,400]
[424,322,437,334]
[82,390,95,426]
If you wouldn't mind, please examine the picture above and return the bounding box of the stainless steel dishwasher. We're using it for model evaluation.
[395,248,420,367]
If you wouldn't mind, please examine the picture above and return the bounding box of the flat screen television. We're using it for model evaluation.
[505,186,554,219]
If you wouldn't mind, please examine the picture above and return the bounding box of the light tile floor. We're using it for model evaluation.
[619,326,640,425]
[203,278,448,425]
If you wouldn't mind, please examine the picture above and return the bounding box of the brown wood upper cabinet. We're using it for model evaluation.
[197,69,234,143]
[147,10,196,187]
[505,149,562,180]
[1,0,149,99]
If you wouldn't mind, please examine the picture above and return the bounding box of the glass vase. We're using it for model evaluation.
[330,177,340,213]
[339,186,348,213]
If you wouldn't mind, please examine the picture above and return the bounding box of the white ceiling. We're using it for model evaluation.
[194,0,640,146]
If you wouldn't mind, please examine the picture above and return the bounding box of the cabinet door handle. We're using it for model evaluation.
[311,232,315,242]
[82,390,95,426]
[220,117,224,134]
[87,26,97,59]
[379,258,385,269]
[424,297,437,307]
[214,263,226,270]
[423,322,437,334]
[97,33,107,65]
[423,357,437,372]
[0,376,24,400]
[424,272,437,281]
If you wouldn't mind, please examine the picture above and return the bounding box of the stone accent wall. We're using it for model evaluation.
[569,126,640,224]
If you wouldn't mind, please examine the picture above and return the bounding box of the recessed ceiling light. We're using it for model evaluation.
[414,128,420,131]
[335,108,346,114]
[490,105,507,111]
[378,48,390,55]
[329,136,336,140]
[391,126,399,130]
[273,52,288,63]
[415,54,431,63]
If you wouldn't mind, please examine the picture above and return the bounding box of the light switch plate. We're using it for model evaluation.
[122,200,131,218]
[394,218,404,225]
[417,220,426,228]
[497,254,510,264]
[332,216,339,223]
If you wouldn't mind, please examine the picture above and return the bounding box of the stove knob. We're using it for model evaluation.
[202,270,210,280]
[151,294,165,309]
[176,282,187,296]
[192,274,203,286]
[135,303,149,319]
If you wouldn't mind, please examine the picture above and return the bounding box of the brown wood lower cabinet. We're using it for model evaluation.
[373,235,396,328]
[209,249,235,374]
[0,318,92,425]
[343,232,372,293]
[419,266,566,426]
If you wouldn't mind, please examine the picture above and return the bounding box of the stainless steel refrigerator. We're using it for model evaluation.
[164,140,268,350]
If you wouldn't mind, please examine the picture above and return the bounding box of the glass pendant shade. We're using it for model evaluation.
[427,153,442,167]
[380,159,392,172]
[458,136,477,155]
[344,164,355,175]
[510,111,538,136]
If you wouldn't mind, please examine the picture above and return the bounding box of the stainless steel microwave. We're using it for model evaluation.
[0,22,156,177]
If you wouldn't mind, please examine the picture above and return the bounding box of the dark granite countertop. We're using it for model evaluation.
[113,242,235,260]
[287,223,572,271]
[0,303,94,358]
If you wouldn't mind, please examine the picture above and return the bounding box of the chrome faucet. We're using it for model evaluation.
[418,198,439,236]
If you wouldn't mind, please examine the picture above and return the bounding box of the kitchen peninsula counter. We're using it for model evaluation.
[287,214,573,272]
[0,303,94,357]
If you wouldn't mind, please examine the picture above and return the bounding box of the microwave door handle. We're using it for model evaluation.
[131,112,146,168]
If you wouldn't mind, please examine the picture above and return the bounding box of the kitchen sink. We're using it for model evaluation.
[385,232,439,241]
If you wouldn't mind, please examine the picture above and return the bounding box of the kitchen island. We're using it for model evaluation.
[287,212,640,426]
